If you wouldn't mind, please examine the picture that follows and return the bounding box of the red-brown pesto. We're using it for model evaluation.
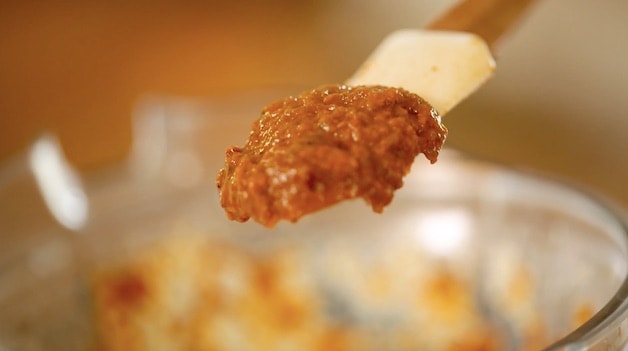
[216,85,447,228]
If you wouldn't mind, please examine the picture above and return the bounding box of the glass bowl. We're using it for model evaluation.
[0,93,626,351]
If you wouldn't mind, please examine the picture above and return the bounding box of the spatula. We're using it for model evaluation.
[216,0,539,227]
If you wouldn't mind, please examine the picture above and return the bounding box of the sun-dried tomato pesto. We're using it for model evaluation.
[216,85,447,228]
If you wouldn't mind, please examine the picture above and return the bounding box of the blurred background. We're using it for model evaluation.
[0,0,626,209]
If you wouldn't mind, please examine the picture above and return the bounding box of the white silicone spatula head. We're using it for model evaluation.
[346,30,495,116]
[348,0,538,115]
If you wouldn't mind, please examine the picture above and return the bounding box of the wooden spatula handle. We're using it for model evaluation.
[427,0,538,51]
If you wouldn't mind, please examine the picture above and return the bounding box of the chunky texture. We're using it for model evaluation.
[216,85,447,227]
[92,232,556,351]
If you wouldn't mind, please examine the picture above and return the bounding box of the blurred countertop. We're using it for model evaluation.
[0,0,626,209]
